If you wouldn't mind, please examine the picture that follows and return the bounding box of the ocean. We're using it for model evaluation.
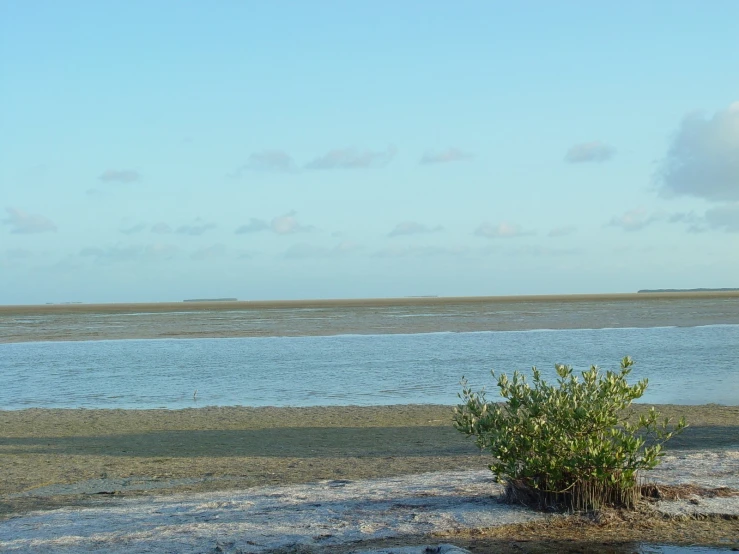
[1,295,738,409]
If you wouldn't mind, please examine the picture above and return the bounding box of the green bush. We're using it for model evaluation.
[453,356,686,512]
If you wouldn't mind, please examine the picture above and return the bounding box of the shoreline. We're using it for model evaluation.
[3,290,739,314]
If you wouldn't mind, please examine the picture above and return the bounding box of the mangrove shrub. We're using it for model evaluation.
[453,356,686,512]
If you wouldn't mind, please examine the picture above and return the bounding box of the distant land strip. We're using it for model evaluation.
[638,288,739,293]
[2,290,739,315]
[183,298,238,302]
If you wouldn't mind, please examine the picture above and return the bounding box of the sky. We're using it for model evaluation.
[1,1,738,305]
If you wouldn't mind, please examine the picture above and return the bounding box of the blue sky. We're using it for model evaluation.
[2,1,738,304]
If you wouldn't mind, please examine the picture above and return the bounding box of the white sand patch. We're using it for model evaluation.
[356,547,472,554]
[0,471,539,553]
[646,449,739,489]
[1,450,737,554]
[656,496,739,517]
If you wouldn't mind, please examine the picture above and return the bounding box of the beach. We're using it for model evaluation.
[1,404,738,551]
[2,294,739,551]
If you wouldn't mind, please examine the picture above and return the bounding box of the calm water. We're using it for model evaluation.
[2,324,737,409]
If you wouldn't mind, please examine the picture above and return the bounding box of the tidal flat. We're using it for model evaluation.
[3,404,737,498]
[2,291,739,343]
[1,403,738,551]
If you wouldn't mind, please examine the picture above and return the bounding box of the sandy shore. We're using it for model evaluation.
[1,404,738,551]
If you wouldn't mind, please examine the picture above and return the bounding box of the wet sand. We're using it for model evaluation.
[1,404,737,518]
[1,404,738,551]
[2,291,739,343]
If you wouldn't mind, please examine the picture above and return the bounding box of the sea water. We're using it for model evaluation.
[1,324,737,409]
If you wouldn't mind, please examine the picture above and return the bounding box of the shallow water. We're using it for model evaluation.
[2,324,737,409]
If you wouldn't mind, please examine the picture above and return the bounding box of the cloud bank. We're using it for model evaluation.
[671,203,739,233]
[657,102,739,201]
[704,203,739,232]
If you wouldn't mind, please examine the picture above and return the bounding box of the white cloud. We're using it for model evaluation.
[564,141,615,163]
[271,211,314,235]
[670,203,739,233]
[657,102,739,201]
[151,222,172,234]
[176,219,216,236]
[120,222,146,235]
[229,150,297,177]
[2,207,57,234]
[247,150,296,172]
[547,225,577,237]
[235,212,313,235]
[99,169,141,183]
[235,218,269,234]
[607,208,659,232]
[305,147,396,170]
[420,148,472,165]
[704,203,739,232]
[191,244,227,260]
[145,243,179,259]
[474,222,531,238]
[388,221,444,237]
